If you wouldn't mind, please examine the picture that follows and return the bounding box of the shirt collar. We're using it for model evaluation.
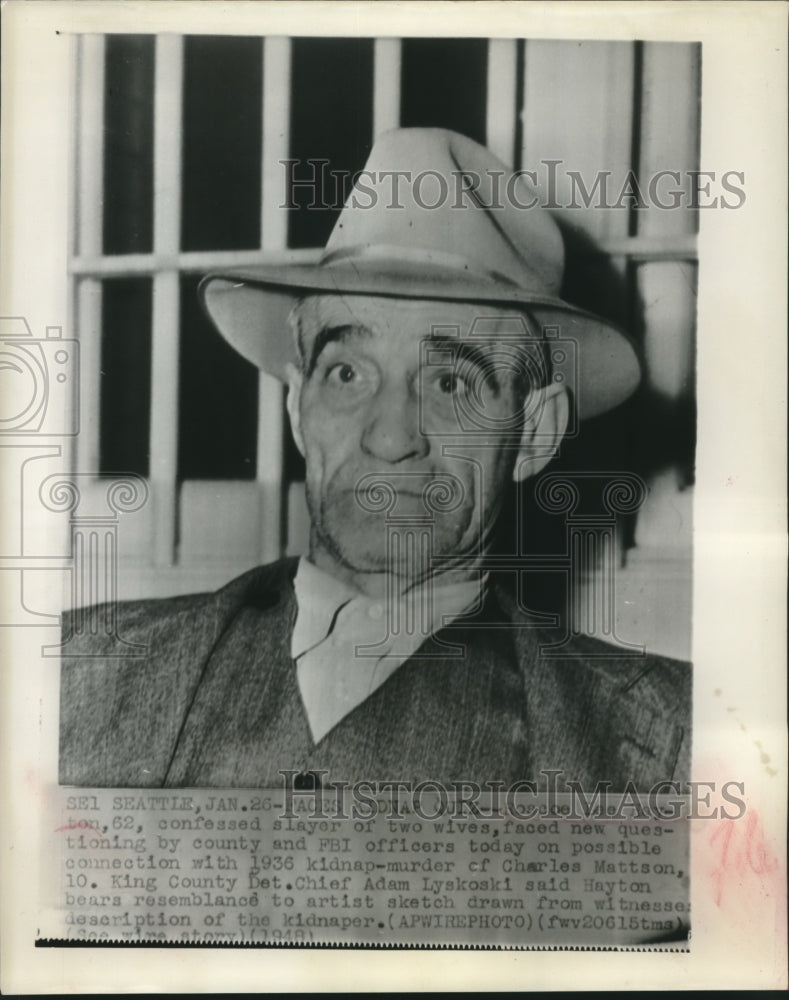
[291,558,360,659]
[291,557,486,660]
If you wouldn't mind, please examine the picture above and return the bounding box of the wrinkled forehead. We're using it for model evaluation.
[289,293,539,347]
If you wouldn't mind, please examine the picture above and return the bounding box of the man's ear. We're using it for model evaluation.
[512,382,570,482]
[285,363,305,457]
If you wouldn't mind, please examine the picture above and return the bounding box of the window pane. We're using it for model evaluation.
[103,36,155,255]
[178,274,258,480]
[400,39,488,145]
[99,278,152,476]
[181,36,263,252]
[288,38,374,249]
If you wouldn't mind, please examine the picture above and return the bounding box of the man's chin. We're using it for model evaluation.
[324,529,409,575]
[320,520,468,579]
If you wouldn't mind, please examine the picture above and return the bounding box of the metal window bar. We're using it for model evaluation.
[149,34,184,567]
[257,35,291,563]
[70,236,696,280]
[74,34,105,477]
[373,38,401,136]
[486,38,518,165]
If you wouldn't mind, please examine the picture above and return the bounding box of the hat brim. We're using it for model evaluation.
[199,256,641,420]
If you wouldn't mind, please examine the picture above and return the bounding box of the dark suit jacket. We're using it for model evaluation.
[59,558,691,790]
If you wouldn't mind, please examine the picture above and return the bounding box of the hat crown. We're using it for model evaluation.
[200,127,642,420]
[323,128,565,295]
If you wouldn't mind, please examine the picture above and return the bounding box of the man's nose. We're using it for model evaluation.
[360,381,428,463]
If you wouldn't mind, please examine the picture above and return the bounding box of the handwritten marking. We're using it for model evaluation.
[54,819,103,836]
[708,811,779,908]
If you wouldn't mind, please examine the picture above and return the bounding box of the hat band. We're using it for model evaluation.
[319,243,526,291]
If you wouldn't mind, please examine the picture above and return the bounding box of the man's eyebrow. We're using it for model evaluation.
[307,324,372,376]
[425,335,503,394]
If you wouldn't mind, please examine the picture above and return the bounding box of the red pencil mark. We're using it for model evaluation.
[708,810,779,907]
[54,819,103,836]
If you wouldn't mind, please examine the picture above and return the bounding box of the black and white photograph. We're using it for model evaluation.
[57,31,697,793]
[1,0,786,992]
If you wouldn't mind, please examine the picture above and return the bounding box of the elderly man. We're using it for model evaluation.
[59,128,691,790]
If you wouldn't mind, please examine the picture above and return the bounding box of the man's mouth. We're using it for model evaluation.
[350,485,436,513]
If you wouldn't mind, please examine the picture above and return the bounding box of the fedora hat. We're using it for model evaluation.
[200,128,640,419]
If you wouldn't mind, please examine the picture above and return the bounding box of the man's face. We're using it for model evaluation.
[287,294,540,582]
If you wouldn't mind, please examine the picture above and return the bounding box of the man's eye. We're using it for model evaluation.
[326,363,357,385]
[437,372,468,396]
